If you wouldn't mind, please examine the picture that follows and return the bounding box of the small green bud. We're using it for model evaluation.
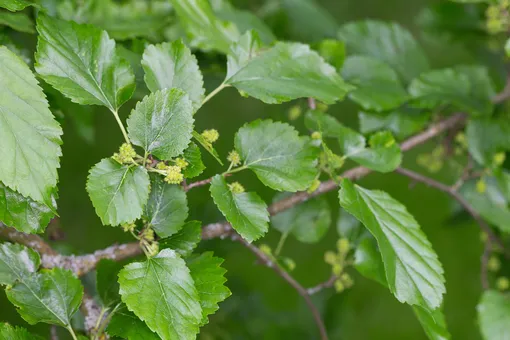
[227,150,241,167]
[337,238,350,254]
[311,131,322,140]
[316,102,329,112]
[493,152,506,167]
[113,143,137,164]
[341,273,354,288]
[334,279,345,293]
[476,179,487,194]
[147,241,159,257]
[202,129,219,143]
[281,257,296,272]
[496,277,510,291]
[329,153,345,169]
[228,182,245,194]
[455,132,467,148]
[332,263,343,276]
[324,251,337,265]
[164,166,184,184]
[142,228,155,242]
[288,105,302,120]
[122,222,136,233]
[488,256,501,272]
[259,244,272,256]
[307,179,321,193]
[480,232,488,243]
[156,162,168,170]
[175,158,188,169]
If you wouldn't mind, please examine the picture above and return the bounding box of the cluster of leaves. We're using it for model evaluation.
[0,0,509,339]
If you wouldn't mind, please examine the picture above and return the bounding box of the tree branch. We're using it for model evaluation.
[307,274,337,295]
[234,236,329,340]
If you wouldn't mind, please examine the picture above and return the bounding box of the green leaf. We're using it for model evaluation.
[142,41,205,112]
[210,175,269,242]
[226,30,262,80]
[187,252,231,325]
[145,175,188,238]
[0,46,62,204]
[352,233,451,340]
[0,182,56,234]
[0,243,40,286]
[271,194,331,243]
[338,179,445,310]
[466,118,510,167]
[358,110,430,140]
[477,290,510,340]
[118,248,202,340]
[0,10,34,33]
[192,131,224,165]
[96,259,123,307]
[235,120,320,191]
[107,305,159,340]
[225,40,353,104]
[169,0,239,54]
[408,67,494,116]
[6,268,83,327]
[281,0,338,41]
[305,111,401,172]
[460,178,510,233]
[341,55,408,111]
[338,20,429,83]
[337,208,367,244]
[315,39,345,70]
[0,0,35,11]
[35,14,135,111]
[182,143,205,178]
[0,323,44,340]
[86,159,150,226]
[160,221,202,257]
[211,0,275,44]
[127,88,194,160]
[414,305,451,340]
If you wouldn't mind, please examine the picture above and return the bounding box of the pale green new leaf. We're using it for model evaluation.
[225,41,353,104]
[338,20,429,82]
[0,0,35,11]
[142,41,205,111]
[0,46,62,205]
[0,182,56,234]
[271,194,331,243]
[477,290,510,340]
[414,305,451,340]
[169,0,239,54]
[192,131,223,165]
[210,175,269,242]
[460,178,510,233]
[118,249,202,340]
[342,55,408,111]
[107,305,159,340]
[127,88,194,160]
[0,11,34,33]
[315,39,345,70]
[0,243,40,286]
[226,30,262,80]
[6,268,83,327]
[409,67,493,116]
[35,14,135,111]
[182,143,205,178]
[235,120,320,192]
[187,252,231,325]
[145,175,188,238]
[160,221,202,257]
[305,111,401,172]
[339,179,445,310]
[0,324,44,340]
[86,159,150,226]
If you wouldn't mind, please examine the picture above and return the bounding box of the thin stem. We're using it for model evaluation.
[202,83,228,106]
[308,274,337,295]
[274,232,288,257]
[66,326,78,340]
[236,237,329,340]
[223,165,248,175]
[92,307,108,340]
[481,240,492,290]
[111,109,130,144]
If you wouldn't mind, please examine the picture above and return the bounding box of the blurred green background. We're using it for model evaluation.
[0,0,500,339]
